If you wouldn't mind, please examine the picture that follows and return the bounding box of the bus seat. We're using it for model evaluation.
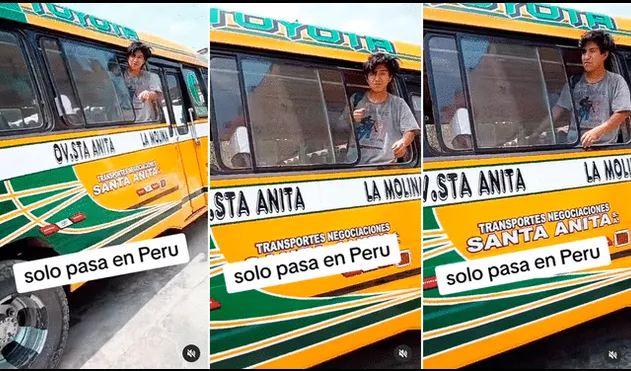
[229,126,252,168]
[450,107,473,149]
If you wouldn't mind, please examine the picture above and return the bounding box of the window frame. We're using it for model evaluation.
[54,37,142,127]
[39,35,89,128]
[210,50,365,174]
[0,28,52,137]
[163,68,190,136]
[209,45,421,175]
[181,65,208,119]
[422,24,631,159]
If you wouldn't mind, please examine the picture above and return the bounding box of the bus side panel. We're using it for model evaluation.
[422,153,631,368]
[210,168,421,369]
[0,127,194,258]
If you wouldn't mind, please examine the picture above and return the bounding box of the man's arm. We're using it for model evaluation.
[581,75,631,147]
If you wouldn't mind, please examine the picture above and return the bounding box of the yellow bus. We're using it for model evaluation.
[209,6,422,369]
[423,2,631,368]
[0,3,208,369]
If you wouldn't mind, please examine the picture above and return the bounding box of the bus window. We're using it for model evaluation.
[423,66,440,154]
[165,73,187,134]
[201,70,208,90]
[427,36,472,151]
[41,38,85,126]
[150,69,172,126]
[241,58,357,168]
[209,56,252,170]
[410,94,422,127]
[0,31,43,132]
[460,36,576,148]
[183,67,208,118]
[61,41,135,125]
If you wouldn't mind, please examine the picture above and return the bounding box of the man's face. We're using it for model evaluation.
[367,64,392,93]
[581,40,607,73]
[128,50,145,73]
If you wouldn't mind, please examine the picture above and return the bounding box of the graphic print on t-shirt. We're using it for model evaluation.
[577,96,594,124]
[357,105,388,150]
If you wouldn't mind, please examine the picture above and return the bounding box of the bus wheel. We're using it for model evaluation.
[0,259,69,369]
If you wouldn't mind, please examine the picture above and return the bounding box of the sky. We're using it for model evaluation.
[57,3,208,51]
[211,3,422,45]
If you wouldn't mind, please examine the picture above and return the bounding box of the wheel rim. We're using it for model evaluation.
[0,293,48,369]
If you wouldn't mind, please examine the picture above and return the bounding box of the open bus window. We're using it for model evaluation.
[340,69,417,165]
[209,56,252,170]
[459,36,576,149]
[0,31,43,132]
[241,59,357,168]
[60,40,135,125]
[561,47,631,145]
[427,36,473,151]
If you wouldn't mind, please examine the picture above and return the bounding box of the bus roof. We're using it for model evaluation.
[209,6,421,71]
[1,3,206,67]
[424,3,631,47]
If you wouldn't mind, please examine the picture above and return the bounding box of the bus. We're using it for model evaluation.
[0,3,208,369]
[423,2,631,368]
[209,6,422,369]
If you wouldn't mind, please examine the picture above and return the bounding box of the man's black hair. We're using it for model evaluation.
[579,30,615,70]
[363,52,400,78]
[127,41,153,60]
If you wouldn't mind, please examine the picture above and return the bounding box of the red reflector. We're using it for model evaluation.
[70,213,85,223]
[137,188,146,196]
[399,251,410,265]
[423,276,438,290]
[210,298,221,311]
[616,232,629,246]
[151,183,159,190]
[40,224,60,236]
[607,237,614,247]
[342,270,363,278]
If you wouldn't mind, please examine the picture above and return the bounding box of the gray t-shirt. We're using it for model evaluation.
[353,93,420,164]
[556,71,631,144]
[124,70,163,122]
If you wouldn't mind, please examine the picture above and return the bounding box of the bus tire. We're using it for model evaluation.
[0,259,69,369]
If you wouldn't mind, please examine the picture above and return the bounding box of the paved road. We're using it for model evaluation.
[57,216,208,369]
[467,308,631,369]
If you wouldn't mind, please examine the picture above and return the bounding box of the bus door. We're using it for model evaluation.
[180,66,209,205]
[153,64,205,213]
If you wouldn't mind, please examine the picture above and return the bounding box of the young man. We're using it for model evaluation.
[351,53,420,164]
[124,41,163,122]
[534,30,631,148]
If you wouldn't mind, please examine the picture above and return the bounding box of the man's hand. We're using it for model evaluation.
[139,90,158,102]
[581,124,606,148]
[353,108,366,122]
[581,125,606,148]
[581,112,630,148]
[392,139,408,158]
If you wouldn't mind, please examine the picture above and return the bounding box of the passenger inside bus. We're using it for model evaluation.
[530,30,631,148]
[124,41,163,123]
[350,53,420,165]
[430,31,631,151]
